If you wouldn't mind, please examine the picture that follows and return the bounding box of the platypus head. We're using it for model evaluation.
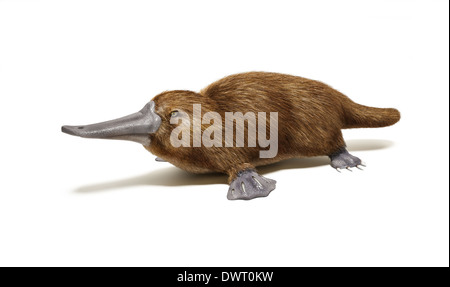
[61,101,162,146]
[150,90,207,138]
[61,90,206,147]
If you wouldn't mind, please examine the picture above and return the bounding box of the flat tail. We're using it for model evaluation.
[343,101,401,129]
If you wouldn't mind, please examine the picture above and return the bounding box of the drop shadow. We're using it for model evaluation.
[75,168,227,193]
[346,139,394,152]
[74,139,394,193]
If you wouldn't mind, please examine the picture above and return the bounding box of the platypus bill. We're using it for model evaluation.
[62,72,400,200]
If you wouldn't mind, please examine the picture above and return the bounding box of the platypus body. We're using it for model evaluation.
[62,72,400,200]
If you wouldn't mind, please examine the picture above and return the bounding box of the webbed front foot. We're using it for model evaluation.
[227,170,276,200]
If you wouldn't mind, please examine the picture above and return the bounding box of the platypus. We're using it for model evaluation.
[62,72,400,200]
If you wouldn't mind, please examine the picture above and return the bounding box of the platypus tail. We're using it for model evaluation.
[342,99,401,129]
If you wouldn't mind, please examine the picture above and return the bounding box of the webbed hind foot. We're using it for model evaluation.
[227,170,276,200]
[329,148,365,171]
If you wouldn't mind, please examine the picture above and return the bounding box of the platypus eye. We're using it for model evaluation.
[170,111,179,117]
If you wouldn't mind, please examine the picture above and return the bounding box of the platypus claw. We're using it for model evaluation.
[330,148,364,171]
[227,170,276,200]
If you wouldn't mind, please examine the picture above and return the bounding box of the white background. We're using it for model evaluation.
[0,0,448,267]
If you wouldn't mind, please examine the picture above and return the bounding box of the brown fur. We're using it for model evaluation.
[146,72,400,182]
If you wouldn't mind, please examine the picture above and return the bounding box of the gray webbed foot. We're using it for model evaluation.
[329,148,365,171]
[227,170,276,200]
